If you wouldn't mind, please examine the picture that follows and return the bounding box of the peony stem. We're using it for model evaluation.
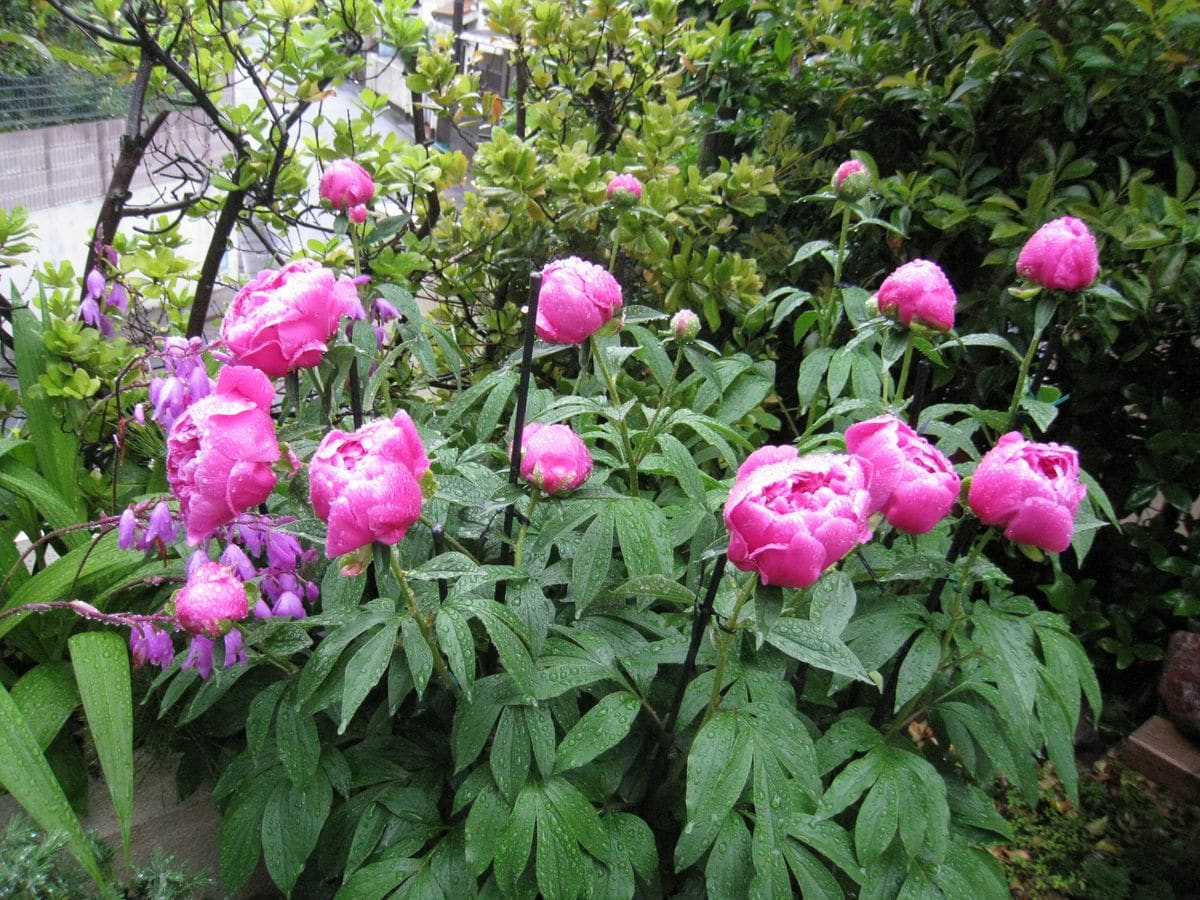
[499,272,543,604]
[591,334,640,498]
[704,572,759,721]
[941,530,994,655]
[391,553,456,692]
[893,329,916,405]
[513,488,540,570]
[607,226,620,274]
[833,204,851,285]
[1006,299,1054,433]
[633,342,685,464]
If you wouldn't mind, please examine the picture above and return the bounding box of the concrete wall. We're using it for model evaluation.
[0,110,230,297]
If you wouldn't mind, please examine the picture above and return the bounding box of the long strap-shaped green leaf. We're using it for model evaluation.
[0,680,108,888]
[70,631,134,860]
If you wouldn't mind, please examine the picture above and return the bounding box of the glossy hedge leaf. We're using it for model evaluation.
[70,632,133,856]
[766,617,872,683]
[675,711,753,870]
[553,690,640,773]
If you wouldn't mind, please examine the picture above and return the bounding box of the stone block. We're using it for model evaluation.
[1121,715,1200,802]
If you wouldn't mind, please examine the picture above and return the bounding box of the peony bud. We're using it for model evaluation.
[833,159,871,200]
[670,309,701,342]
[1016,216,1099,291]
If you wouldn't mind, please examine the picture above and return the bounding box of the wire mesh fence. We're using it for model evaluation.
[0,69,132,132]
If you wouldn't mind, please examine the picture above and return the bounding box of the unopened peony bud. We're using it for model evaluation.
[670,309,700,342]
[606,173,644,204]
[833,159,871,200]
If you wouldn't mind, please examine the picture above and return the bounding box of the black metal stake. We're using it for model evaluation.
[643,552,728,797]
[497,272,542,604]
[349,359,363,429]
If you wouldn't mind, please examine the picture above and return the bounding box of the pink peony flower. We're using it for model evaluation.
[876,259,957,332]
[968,431,1086,553]
[348,204,368,224]
[670,308,700,342]
[833,159,870,199]
[1016,216,1099,290]
[173,560,249,636]
[319,158,375,211]
[166,366,280,544]
[221,259,365,378]
[845,415,961,534]
[536,257,623,345]
[724,446,873,588]
[308,411,430,557]
[518,423,593,494]
[606,173,644,201]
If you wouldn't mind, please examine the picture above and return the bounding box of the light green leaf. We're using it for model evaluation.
[0,683,104,886]
[69,632,134,859]
[11,662,79,750]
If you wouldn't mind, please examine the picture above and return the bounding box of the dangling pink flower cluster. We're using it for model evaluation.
[116,499,181,554]
[148,337,214,431]
[224,515,320,620]
[79,242,126,334]
[174,551,249,679]
[80,267,114,337]
[130,623,175,669]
